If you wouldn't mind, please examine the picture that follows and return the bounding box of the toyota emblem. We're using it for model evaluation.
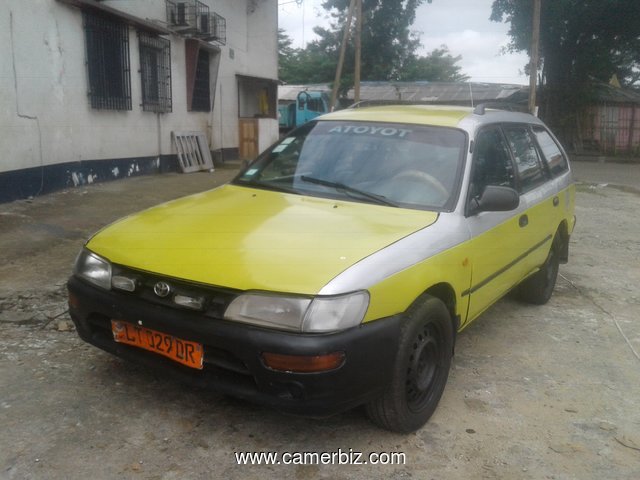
[153,281,172,298]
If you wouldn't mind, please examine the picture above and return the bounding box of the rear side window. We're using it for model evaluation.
[504,127,547,192]
[533,127,568,176]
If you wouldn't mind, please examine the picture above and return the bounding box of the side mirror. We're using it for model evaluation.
[474,185,519,213]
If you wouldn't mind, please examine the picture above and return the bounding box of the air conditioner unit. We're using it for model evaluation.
[166,0,209,35]
[200,12,226,45]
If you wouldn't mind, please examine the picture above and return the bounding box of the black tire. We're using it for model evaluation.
[366,296,453,433]
[515,235,561,305]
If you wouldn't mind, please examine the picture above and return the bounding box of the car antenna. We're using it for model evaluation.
[473,104,486,115]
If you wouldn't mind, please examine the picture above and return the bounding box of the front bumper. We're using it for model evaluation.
[67,276,402,416]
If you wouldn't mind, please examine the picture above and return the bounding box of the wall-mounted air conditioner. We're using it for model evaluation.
[200,12,226,45]
[165,0,209,35]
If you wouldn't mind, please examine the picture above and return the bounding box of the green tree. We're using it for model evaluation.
[318,0,426,81]
[278,29,337,84]
[278,0,468,87]
[278,28,297,81]
[491,0,640,146]
[400,46,470,82]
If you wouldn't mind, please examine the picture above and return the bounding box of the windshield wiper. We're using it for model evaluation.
[235,178,299,195]
[300,176,398,207]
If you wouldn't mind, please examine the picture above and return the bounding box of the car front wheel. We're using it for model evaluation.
[366,296,453,433]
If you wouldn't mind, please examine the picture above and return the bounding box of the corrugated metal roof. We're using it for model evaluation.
[279,80,640,111]
[351,81,526,104]
[278,84,331,101]
[278,81,528,105]
[593,82,640,104]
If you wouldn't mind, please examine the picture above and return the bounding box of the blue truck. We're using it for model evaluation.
[278,90,331,134]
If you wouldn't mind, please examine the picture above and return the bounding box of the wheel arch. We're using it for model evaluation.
[407,282,460,342]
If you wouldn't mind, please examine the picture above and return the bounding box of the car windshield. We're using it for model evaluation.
[234,120,467,210]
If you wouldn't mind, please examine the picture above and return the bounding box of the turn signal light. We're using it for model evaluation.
[68,292,79,310]
[173,294,205,310]
[111,275,137,292]
[261,351,345,373]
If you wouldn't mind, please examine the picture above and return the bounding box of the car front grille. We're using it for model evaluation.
[111,264,239,318]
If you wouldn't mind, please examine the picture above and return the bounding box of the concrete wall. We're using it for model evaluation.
[0,0,278,182]
[210,0,279,151]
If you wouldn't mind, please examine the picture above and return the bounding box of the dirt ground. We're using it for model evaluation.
[1,162,639,480]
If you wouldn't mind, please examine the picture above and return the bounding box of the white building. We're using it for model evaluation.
[1,0,279,202]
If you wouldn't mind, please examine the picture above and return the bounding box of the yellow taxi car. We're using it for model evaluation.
[68,104,575,433]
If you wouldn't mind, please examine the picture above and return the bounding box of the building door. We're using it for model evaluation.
[239,118,258,160]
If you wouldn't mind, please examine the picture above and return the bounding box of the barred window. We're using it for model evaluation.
[191,49,211,112]
[83,11,131,110]
[139,33,172,113]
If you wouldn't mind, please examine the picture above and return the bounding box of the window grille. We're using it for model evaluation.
[191,49,210,112]
[203,12,226,45]
[139,32,172,113]
[165,0,209,35]
[83,11,132,110]
[212,12,227,45]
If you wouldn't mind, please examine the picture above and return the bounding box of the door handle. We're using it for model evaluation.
[553,196,559,207]
[519,214,528,227]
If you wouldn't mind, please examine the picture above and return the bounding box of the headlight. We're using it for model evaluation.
[224,294,311,331]
[302,291,369,333]
[224,291,369,333]
[74,249,111,290]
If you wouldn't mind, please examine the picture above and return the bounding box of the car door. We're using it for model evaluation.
[531,125,574,242]
[464,126,532,323]
[502,125,557,276]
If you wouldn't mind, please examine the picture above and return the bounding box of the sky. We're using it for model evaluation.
[277,0,530,85]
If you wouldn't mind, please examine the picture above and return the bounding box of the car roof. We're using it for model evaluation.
[319,104,545,130]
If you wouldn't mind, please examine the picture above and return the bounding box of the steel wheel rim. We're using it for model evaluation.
[406,324,443,411]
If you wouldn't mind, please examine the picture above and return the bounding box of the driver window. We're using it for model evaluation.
[470,128,515,200]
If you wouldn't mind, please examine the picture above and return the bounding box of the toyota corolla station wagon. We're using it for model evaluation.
[68,104,575,432]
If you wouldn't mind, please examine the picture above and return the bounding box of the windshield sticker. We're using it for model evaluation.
[243,168,258,177]
[280,137,295,144]
[327,125,413,138]
[272,145,288,153]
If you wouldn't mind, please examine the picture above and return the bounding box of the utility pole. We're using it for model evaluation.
[354,0,362,103]
[528,0,541,115]
[330,0,356,111]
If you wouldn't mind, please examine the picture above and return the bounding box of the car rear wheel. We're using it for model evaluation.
[516,235,561,305]
[366,296,453,433]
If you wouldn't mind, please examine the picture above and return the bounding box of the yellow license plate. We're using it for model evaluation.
[111,320,204,370]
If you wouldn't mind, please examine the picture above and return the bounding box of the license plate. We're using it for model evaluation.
[111,320,204,370]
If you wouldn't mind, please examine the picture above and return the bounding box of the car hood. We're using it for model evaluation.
[86,184,439,294]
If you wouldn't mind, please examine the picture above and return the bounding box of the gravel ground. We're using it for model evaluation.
[1,162,639,480]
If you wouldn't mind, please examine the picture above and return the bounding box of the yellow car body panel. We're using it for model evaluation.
[86,184,439,295]
[465,212,533,323]
[363,242,472,323]
[321,105,471,127]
